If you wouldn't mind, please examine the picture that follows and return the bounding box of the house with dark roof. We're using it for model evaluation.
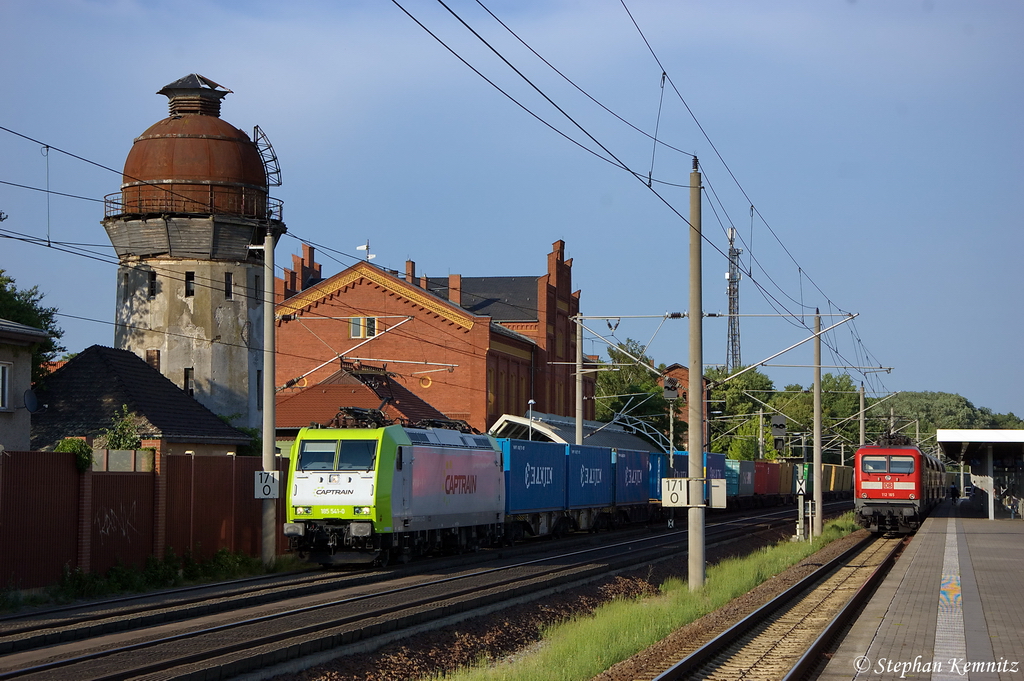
[0,318,49,451]
[31,345,251,455]
[274,240,596,433]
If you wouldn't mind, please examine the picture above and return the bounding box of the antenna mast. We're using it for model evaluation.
[726,227,742,371]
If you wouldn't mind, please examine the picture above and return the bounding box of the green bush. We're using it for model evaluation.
[99,404,142,450]
[54,438,94,472]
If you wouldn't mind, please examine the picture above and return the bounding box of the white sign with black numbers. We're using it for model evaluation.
[255,471,279,499]
[662,478,697,507]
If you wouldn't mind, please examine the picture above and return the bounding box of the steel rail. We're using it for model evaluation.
[1,505,834,681]
[650,534,899,681]
[782,536,908,681]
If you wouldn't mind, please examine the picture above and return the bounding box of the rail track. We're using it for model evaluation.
[651,533,905,681]
[0,502,851,681]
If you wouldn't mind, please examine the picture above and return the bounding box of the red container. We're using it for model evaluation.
[754,460,770,495]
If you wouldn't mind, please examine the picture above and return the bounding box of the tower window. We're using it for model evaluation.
[184,367,195,396]
[253,275,261,303]
[225,272,233,300]
[148,271,157,298]
[257,369,263,411]
[185,272,195,297]
[146,349,160,371]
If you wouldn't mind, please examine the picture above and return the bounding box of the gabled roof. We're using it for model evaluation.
[277,262,478,331]
[276,365,448,429]
[31,345,250,450]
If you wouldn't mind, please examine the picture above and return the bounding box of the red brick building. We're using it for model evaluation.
[274,240,594,433]
[662,362,711,442]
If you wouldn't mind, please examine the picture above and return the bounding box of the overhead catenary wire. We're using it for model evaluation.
[0,5,888,391]
[403,1,883,388]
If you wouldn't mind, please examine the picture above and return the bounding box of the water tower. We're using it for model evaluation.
[102,74,285,429]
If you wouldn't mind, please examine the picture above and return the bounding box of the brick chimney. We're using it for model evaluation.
[448,274,462,306]
[406,260,416,285]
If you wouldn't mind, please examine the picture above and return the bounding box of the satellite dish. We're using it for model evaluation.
[23,389,42,414]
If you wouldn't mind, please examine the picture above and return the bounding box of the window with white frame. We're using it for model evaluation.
[349,317,378,339]
[0,362,11,410]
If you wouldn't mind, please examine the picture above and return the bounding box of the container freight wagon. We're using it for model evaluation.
[615,449,653,522]
[823,464,837,492]
[777,461,795,500]
[284,423,505,566]
[501,439,569,540]
[756,461,782,505]
[649,450,667,502]
[568,444,615,530]
[725,459,756,508]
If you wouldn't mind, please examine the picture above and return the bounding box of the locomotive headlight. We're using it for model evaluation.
[909,494,916,500]
[861,493,868,499]
[354,506,372,515]
[294,506,313,515]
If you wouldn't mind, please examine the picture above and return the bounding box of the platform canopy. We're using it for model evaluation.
[489,412,656,452]
[937,429,1024,463]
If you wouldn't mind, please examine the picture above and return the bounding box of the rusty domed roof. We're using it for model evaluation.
[122,114,267,190]
[122,74,266,191]
[111,75,272,220]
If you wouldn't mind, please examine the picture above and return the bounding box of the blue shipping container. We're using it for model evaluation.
[705,452,726,483]
[649,451,666,501]
[500,439,567,514]
[568,444,614,509]
[725,459,740,497]
[615,449,650,505]
[674,452,723,499]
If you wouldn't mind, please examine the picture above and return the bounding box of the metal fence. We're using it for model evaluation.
[0,451,289,590]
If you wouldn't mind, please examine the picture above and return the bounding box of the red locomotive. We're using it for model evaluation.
[854,436,945,533]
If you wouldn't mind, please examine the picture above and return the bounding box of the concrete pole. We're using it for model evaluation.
[813,311,823,538]
[261,228,277,566]
[987,444,994,520]
[688,157,705,591]
[859,383,866,448]
[758,408,764,460]
[669,399,675,469]
[576,315,583,446]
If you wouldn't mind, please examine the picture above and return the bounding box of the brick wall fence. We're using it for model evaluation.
[0,450,290,590]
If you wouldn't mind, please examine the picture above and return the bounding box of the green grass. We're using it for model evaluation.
[0,549,309,613]
[427,514,859,681]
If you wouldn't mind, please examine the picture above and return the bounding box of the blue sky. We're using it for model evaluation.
[2,1,1021,415]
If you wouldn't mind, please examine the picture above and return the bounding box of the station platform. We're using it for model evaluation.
[820,498,1024,680]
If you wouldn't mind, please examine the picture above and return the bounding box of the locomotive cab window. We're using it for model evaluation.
[297,441,338,471]
[337,440,377,471]
[861,456,888,473]
[888,456,915,474]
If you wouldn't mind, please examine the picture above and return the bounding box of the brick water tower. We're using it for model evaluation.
[102,74,286,429]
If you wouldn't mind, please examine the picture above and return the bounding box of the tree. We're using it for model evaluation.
[771,373,861,459]
[0,269,65,384]
[593,339,668,446]
[705,366,775,455]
